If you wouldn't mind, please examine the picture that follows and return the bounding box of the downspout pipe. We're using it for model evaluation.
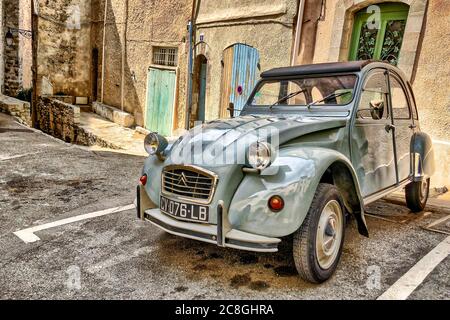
[185,0,198,130]
[185,20,194,130]
[121,0,128,111]
[100,0,108,103]
[291,0,306,66]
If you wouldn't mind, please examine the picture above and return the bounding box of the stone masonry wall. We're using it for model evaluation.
[36,96,80,143]
[3,0,22,96]
[0,94,31,125]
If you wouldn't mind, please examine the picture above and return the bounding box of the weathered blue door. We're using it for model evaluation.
[145,68,176,136]
[220,44,260,118]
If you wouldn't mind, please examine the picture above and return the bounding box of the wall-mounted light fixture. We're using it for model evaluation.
[5,27,32,46]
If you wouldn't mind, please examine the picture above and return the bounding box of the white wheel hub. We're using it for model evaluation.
[315,200,343,270]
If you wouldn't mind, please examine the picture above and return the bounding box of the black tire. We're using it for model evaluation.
[293,183,345,283]
[405,178,430,212]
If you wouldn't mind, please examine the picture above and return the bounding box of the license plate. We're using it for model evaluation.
[160,195,209,222]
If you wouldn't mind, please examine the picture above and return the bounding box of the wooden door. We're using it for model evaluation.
[145,68,176,136]
[220,44,260,118]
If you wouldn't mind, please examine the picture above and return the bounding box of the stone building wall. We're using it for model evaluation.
[411,0,450,142]
[194,0,298,121]
[36,0,92,98]
[91,0,192,129]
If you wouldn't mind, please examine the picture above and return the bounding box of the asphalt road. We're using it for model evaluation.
[0,112,449,300]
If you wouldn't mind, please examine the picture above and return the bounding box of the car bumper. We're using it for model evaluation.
[143,208,281,252]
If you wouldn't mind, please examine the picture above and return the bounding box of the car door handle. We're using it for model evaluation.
[409,124,417,129]
[385,124,396,132]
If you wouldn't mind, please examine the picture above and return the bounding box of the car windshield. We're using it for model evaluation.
[249,75,358,107]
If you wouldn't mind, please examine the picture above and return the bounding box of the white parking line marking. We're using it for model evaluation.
[14,204,135,243]
[377,235,450,300]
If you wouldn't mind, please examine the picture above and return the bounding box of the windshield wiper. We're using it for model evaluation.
[269,89,306,110]
[306,91,351,109]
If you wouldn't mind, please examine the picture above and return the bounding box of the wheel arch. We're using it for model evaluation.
[319,160,369,237]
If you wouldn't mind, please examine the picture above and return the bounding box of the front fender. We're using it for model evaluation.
[228,147,366,238]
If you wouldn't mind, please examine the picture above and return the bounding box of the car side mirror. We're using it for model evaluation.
[227,102,235,118]
[369,100,384,120]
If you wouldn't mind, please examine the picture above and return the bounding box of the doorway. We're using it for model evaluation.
[192,55,207,125]
[91,48,99,102]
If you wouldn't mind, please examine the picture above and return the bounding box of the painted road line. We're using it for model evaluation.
[377,235,450,300]
[14,204,135,243]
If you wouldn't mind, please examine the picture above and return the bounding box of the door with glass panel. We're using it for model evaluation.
[351,69,397,197]
[389,72,414,183]
[349,3,409,66]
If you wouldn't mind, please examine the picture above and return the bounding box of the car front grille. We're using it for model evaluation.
[162,166,217,203]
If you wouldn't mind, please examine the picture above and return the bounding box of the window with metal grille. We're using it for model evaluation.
[153,47,178,67]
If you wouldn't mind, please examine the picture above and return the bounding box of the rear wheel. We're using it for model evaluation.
[405,178,430,212]
[293,183,345,283]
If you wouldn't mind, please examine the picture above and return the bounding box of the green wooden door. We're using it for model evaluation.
[349,3,409,65]
[145,68,176,136]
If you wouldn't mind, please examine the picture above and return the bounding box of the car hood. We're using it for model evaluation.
[168,115,347,166]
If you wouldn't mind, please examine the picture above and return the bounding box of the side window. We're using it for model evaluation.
[357,71,388,120]
[390,76,411,119]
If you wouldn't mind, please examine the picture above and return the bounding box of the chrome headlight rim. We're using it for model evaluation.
[247,141,273,170]
[144,132,168,156]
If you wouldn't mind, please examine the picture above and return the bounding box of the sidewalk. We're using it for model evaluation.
[77,112,147,156]
[385,191,450,214]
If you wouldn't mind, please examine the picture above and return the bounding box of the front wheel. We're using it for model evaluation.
[293,183,345,283]
[405,178,430,212]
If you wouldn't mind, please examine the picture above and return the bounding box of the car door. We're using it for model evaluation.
[351,69,397,197]
[388,72,414,183]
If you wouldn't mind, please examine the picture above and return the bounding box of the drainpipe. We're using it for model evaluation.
[185,20,194,129]
[31,0,39,128]
[185,0,198,130]
[291,0,306,66]
[121,0,128,111]
[100,0,108,103]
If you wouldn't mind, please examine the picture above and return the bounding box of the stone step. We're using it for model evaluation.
[92,101,135,128]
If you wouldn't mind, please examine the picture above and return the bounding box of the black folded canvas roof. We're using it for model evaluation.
[261,60,376,78]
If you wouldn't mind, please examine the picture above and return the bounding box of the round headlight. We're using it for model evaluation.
[144,133,168,156]
[248,141,272,170]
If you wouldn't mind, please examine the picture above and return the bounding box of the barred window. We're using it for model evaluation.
[153,47,178,67]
